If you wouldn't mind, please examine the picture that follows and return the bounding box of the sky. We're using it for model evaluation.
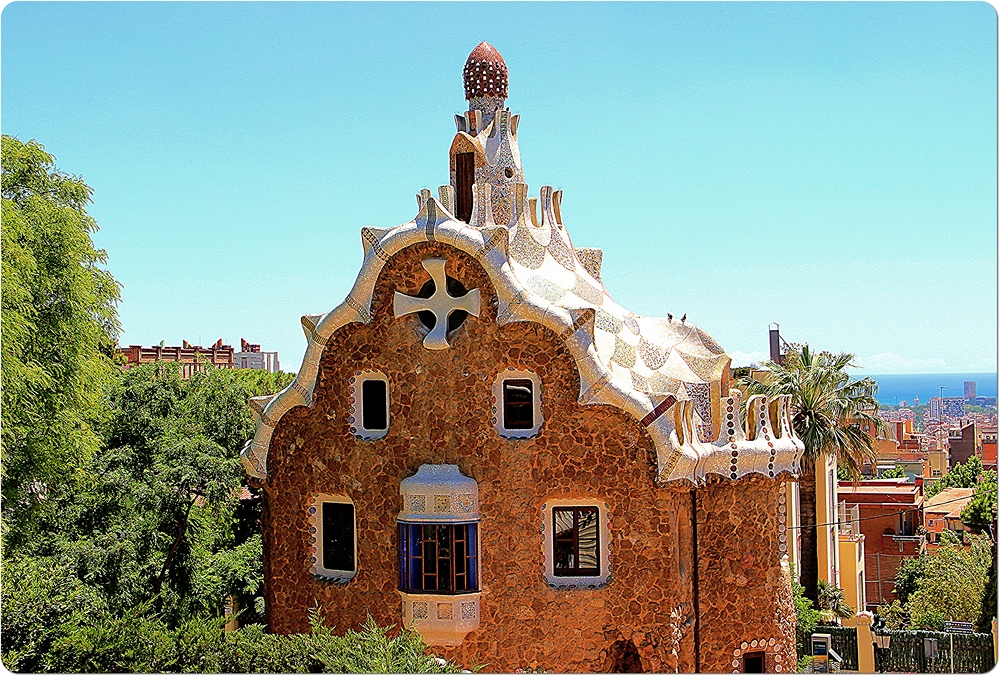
[2,2,996,375]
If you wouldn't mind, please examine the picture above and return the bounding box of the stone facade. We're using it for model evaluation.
[247,42,801,672]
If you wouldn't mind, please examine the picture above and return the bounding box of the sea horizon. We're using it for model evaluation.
[852,372,999,406]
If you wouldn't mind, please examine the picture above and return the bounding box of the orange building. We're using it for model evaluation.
[837,478,924,609]
[924,487,975,552]
[118,339,234,379]
[982,426,997,471]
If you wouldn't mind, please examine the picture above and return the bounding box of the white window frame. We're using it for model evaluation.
[308,493,358,582]
[541,498,612,589]
[492,368,543,439]
[350,370,389,440]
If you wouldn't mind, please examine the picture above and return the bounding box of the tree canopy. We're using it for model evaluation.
[926,456,985,499]
[1,135,122,543]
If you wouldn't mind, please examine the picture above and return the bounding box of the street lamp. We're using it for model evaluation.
[872,614,892,672]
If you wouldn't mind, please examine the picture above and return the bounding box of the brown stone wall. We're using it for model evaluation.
[696,477,798,673]
[260,240,793,672]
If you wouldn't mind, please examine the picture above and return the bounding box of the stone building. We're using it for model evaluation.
[241,43,805,672]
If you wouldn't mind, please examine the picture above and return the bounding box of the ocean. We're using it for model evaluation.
[859,373,999,406]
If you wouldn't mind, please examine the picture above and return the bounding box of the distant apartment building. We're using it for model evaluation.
[233,338,281,373]
[838,478,924,610]
[964,381,977,400]
[119,338,279,379]
[928,396,967,420]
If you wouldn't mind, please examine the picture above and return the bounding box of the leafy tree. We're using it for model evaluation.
[977,545,997,634]
[875,600,909,630]
[1,135,121,546]
[893,554,930,605]
[737,346,886,605]
[906,532,992,630]
[878,465,907,479]
[925,456,984,499]
[792,574,821,658]
[961,469,997,533]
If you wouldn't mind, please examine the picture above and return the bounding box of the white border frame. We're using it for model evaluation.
[492,368,543,439]
[308,493,358,582]
[349,370,389,440]
[541,498,612,589]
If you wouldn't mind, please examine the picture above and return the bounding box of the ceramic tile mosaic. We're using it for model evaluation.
[239,41,805,489]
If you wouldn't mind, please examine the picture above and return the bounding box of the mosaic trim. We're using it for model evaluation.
[306,493,357,582]
[492,368,544,439]
[731,637,788,673]
[540,499,613,590]
[348,370,389,441]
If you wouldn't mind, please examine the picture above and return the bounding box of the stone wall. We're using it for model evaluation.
[260,241,793,672]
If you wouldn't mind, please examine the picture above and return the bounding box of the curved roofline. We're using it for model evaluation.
[241,196,804,486]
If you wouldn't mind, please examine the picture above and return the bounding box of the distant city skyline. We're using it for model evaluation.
[2,2,996,375]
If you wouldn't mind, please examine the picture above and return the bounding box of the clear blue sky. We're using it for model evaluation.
[2,2,996,375]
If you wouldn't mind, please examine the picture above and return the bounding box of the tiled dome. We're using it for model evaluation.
[463,42,508,100]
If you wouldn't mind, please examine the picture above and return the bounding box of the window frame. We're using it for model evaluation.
[552,506,601,577]
[492,368,543,439]
[308,494,358,582]
[350,370,389,440]
[541,499,612,589]
[398,522,480,594]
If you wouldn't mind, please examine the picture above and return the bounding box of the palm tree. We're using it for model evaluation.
[737,346,887,606]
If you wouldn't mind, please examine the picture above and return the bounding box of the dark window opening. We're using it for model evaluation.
[398,523,478,593]
[743,651,765,673]
[416,277,469,333]
[503,379,534,429]
[361,379,388,430]
[322,502,355,572]
[455,152,475,223]
[553,507,600,576]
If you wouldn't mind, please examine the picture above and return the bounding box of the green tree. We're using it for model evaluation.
[961,469,997,533]
[878,465,907,479]
[1,135,121,546]
[977,546,997,634]
[925,456,984,499]
[906,531,992,630]
[893,554,930,605]
[737,346,886,605]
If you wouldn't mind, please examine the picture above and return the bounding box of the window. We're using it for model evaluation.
[553,507,600,576]
[742,651,765,673]
[541,499,611,588]
[504,379,534,428]
[350,370,389,440]
[398,523,479,593]
[493,369,543,438]
[308,495,357,581]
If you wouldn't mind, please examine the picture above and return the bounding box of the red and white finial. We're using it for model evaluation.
[463,42,508,101]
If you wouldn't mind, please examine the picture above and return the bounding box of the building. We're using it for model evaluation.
[240,43,807,672]
[119,338,280,378]
[234,338,281,372]
[928,396,967,421]
[837,502,866,625]
[964,381,977,401]
[924,487,976,551]
[119,339,235,379]
[982,426,997,471]
[948,421,983,469]
[837,478,924,610]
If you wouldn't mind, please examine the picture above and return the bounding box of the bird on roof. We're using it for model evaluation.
[667,313,673,321]
[681,314,687,324]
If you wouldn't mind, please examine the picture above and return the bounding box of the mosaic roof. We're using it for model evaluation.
[240,44,805,487]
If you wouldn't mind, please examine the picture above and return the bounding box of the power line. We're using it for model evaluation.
[785,492,991,531]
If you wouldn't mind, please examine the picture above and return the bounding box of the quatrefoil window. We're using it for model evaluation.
[416,276,470,333]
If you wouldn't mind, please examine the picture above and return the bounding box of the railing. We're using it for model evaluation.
[875,629,995,673]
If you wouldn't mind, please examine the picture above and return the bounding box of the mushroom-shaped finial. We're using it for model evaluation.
[463,42,508,101]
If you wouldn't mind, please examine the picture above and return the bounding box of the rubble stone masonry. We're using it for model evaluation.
[259,242,794,672]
